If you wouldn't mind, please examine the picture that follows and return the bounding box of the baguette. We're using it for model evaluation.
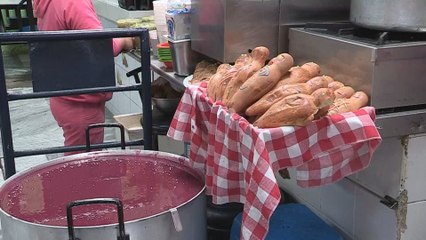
[245,63,320,115]
[328,81,345,91]
[327,91,369,115]
[311,88,335,119]
[222,46,269,104]
[245,70,329,117]
[245,82,312,117]
[207,64,233,100]
[248,46,270,77]
[300,62,321,77]
[334,86,355,99]
[276,62,320,86]
[214,68,239,102]
[276,67,310,86]
[228,53,294,114]
[306,75,334,91]
[234,53,253,69]
[254,94,318,128]
[311,88,335,109]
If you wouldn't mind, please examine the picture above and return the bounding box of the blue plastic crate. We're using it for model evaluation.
[230,203,343,240]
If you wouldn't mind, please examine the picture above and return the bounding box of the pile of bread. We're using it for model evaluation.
[205,46,369,128]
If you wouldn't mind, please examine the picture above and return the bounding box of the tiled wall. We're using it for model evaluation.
[107,53,143,116]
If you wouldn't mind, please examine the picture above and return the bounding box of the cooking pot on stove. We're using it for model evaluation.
[350,0,426,32]
[0,150,207,240]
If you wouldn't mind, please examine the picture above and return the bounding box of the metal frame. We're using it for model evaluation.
[0,28,153,178]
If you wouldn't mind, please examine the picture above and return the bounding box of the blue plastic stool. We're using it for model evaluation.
[230,203,343,240]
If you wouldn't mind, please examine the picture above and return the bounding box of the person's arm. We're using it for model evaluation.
[65,0,133,56]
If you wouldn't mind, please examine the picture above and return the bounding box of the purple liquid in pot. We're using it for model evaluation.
[0,154,204,227]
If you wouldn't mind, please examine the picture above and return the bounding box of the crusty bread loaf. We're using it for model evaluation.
[328,81,345,91]
[244,63,320,116]
[247,46,270,77]
[245,74,330,117]
[334,86,355,99]
[234,53,253,69]
[228,53,294,114]
[254,94,318,128]
[222,66,252,104]
[277,67,310,86]
[211,53,257,101]
[277,62,320,86]
[214,68,239,102]
[245,83,312,117]
[311,88,335,119]
[207,64,233,100]
[300,62,321,77]
[306,75,333,91]
[222,46,269,104]
[311,88,335,109]
[327,91,369,115]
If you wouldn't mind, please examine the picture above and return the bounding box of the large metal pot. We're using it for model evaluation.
[0,150,207,240]
[350,0,426,32]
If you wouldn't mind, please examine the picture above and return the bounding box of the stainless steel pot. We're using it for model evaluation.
[0,150,207,240]
[350,0,426,32]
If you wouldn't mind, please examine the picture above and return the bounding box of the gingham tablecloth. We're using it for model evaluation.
[167,83,382,240]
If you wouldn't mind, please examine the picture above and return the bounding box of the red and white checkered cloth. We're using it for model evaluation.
[167,83,382,240]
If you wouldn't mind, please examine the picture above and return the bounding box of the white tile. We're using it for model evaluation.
[402,201,426,240]
[111,92,131,115]
[353,186,398,240]
[106,101,119,116]
[405,134,426,203]
[277,168,322,209]
[352,137,404,198]
[130,92,143,111]
[158,136,185,156]
[320,178,356,237]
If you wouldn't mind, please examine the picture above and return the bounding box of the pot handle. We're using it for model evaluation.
[169,208,183,232]
[67,198,130,240]
[85,123,126,151]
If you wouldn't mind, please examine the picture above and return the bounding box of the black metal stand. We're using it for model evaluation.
[0,28,153,179]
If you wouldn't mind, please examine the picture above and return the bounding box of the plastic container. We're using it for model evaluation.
[166,10,191,40]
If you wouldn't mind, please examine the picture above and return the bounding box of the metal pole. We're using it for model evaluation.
[0,45,17,177]
[140,30,152,150]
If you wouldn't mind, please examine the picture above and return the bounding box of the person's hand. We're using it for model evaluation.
[120,37,136,52]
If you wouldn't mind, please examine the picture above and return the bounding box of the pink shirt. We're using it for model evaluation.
[33,0,120,103]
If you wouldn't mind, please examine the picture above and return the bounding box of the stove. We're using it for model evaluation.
[285,23,426,240]
[289,23,426,111]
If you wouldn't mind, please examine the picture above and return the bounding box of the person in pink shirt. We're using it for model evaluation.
[33,0,134,155]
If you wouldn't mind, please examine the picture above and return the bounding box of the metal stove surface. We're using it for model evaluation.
[289,23,426,111]
[303,22,426,46]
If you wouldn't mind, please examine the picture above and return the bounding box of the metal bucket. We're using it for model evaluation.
[350,0,426,32]
[0,150,207,240]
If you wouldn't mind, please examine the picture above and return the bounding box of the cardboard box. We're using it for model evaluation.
[113,113,144,149]
[113,113,185,154]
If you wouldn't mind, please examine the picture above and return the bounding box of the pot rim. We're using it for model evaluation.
[0,150,206,229]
